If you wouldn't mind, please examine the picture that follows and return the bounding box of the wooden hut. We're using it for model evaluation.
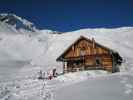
[56,36,122,73]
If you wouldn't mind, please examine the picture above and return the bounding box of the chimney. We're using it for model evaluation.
[92,38,95,48]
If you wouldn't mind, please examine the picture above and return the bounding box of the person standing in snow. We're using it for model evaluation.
[48,70,53,80]
[38,70,43,79]
[52,68,57,77]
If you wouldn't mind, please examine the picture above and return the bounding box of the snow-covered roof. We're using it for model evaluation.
[56,35,117,61]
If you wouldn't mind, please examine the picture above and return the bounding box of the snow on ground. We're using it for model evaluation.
[0,70,109,100]
[55,70,109,83]
[54,73,133,100]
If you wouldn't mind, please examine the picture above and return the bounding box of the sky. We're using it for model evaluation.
[0,0,133,32]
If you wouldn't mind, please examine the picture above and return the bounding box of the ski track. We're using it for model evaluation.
[1,68,133,100]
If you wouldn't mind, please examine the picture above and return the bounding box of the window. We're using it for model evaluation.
[80,47,86,56]
[80,50,85,56]
[95,57,101,65]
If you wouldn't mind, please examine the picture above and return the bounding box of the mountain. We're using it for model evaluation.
[0,13,38,32]
[0,13,61,35]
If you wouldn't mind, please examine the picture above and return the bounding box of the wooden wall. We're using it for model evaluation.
[64,39,109,58]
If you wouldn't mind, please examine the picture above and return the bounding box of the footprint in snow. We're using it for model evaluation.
[125,89,133,95]
[125,83,133,89]
[124,83,133,95]
[120,77,128,84]
[119,76,133,95]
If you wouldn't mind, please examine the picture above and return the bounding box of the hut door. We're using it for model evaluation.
[80,47,86,56]
[95,57,102,68]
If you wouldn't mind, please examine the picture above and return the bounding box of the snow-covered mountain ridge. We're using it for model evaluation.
[0,13,60,35]
[0,13,37,32]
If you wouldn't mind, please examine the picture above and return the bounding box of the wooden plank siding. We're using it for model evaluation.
[64,39,109,59]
